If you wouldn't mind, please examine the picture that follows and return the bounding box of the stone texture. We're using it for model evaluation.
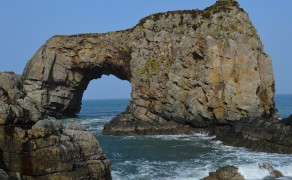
[202,163,284,180]
[201,166,245,180]
[214,117,292,154]
[0,72,42,125]
[21,1,276,134]
[0,118,111,179]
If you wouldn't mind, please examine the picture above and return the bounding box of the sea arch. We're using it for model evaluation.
[22,31,132,118]
[22,2,276,134]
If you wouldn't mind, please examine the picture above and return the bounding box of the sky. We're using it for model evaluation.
[0,1,291,99]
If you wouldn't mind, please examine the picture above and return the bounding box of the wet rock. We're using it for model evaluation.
[103,112,203,135]
[281,114,292,126]
[258,162,283,178]
[215,118,292,154]
[202,165,245,180]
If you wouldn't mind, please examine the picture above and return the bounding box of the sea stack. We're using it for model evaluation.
[21,1,275,135]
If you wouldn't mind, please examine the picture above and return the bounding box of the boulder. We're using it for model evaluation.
[0,118,111,179]
[258,162,283,178]
[202,166,245,180]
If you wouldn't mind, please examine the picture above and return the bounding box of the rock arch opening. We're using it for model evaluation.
[22,33,132,118]
[83,75,131,100]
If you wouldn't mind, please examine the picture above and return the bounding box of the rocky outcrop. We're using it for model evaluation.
[0,72,111,178]
[0,72,41,125]
[21,0,275,134]
[214,117,292,154]
[202,163,284,180]
[202,166,244,180]
[258,162,283,178]
[281,114,292,126]
[0,118,111,179]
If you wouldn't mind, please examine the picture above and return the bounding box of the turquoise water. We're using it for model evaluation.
[64,95,292,180]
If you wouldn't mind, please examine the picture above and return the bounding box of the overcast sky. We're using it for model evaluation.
[0,0,291,99]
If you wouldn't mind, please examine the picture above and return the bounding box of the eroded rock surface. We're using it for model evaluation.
[0,72,41,125]
[214,118,292,154]
[0,118,111,179]
[202,163,284,180]
[201,166,245,180]
[21,1,276,134]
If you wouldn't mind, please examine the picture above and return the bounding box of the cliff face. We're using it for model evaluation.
[22,1,275,134]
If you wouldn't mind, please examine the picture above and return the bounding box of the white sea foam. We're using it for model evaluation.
[64,116,292,180]
[238,163,292,180]
[238,163,271,179]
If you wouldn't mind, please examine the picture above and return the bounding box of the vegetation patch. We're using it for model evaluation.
[140,59,160,79]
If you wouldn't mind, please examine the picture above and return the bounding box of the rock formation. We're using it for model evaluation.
[201,166,245,180]
[0,0,290,178]
[201,163,284,180]
[214,117,292,154]
[21,0,275,135]
[0,72,111,179]
[258,162,283,178]
[0,118,111,179]
[281,114,292,126]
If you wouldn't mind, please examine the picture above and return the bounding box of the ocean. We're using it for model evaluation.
[63,95,292,180]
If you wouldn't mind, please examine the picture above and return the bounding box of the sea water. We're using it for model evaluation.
[63,95,292,180]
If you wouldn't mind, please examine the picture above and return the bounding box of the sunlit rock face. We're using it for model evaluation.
[22,1,275,134]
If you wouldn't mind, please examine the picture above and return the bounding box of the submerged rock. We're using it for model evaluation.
[202,166,245,180]
[258,162,283,178]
